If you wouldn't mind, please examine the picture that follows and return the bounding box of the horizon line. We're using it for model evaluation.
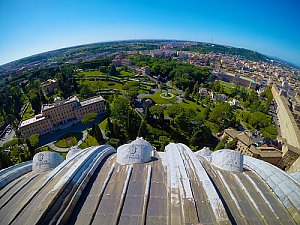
[1,38,299,68]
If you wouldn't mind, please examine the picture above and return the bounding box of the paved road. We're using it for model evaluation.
[0,129,15,147]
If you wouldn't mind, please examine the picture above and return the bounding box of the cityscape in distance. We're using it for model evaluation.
[0,0,300,224]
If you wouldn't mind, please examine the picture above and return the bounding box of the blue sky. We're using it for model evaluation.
[1,0,300,66]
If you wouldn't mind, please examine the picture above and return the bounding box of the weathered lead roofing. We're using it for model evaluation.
[0,143,299,225]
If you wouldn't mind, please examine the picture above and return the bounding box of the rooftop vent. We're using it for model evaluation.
[32,151,64,172]
[117,137,152,165]
[211,149,243,172]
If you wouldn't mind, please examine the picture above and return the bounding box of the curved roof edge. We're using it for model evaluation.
[0,161,32,189]
[244,156,300,223]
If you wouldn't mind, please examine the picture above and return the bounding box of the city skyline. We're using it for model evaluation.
[0,0,300,66]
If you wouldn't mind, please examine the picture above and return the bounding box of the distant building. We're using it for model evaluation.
[211,92,228,102]
[120,58,132,66]
[41,79,58,95]
[222,128,282,166]
[215,71,258,90]
[177,51,189,60]
[141,66,150,75]
[199,88,209,97]
[112,59,121,67]
[18,95,106,138]
[272,85,300,172]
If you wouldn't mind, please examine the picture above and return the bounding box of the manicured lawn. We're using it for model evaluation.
[22,103,35,120]
[219,80,235,95]
[54,133,82,148]
[178,100,205,119]
[81,80,123,90]
[119,70,134,77]
[143,91,177,104]
[79,70,105,77]
[99,118,108,130]
[79,134,99,149]
[179,99,203,110]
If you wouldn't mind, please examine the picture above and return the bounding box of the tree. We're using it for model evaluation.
[128,87,139,106]
[81,113,97,124]
[144,106,151,122]
[113,121,122,138]
[192,81,199,96]
[213,80,221,92]
[27,134,39,157]
[80,84,93,99]
[109,64,118,76]
[190,125,213,148]
[111,97,130,127]
[138,120,147,138]
[149,105,164,123]
[248,111,270,129]
[214,141,225,151]
[93,124,104,144]
[0,151,13,169]
[226,137,238,149]
[28,134,39,148]
[174,112,190,134]
[166,104,183,119]
[28,89,41,114]
[209,102,235,130]
[39,89,47,104]
[184,87,190,99]
[106,117,114,136]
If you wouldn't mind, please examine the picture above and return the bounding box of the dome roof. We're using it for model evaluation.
[116,137,152,165]
[32,151,64,172]
[0,144,299,225]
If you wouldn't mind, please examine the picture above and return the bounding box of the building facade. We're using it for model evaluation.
[222,128,282,166]
[19,95,106,138]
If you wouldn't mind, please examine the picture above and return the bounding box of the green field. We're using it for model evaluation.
[219,80,235,95]
[143,91,178,104]
[81,80,123,90]
[79,134,99,149]
[119,70,134,77]
[177,100,205,120]
[99,118,108,130]
[78,70,105,77]
[54,133,82,148]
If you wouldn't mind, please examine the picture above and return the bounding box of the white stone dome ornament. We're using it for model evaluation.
[117,137,152,165]
[66,146,82,159]
[32,151,64,172]
[211,149,244,172]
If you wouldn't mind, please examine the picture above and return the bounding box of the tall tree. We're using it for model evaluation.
[93,124,104,144]
[106,118,114,137]
[184,87,190,99]
[111,97,130,127]
[28,89,41,114]
[80,84,93,99]
[138,120,147,138]
[109,64,118,76]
